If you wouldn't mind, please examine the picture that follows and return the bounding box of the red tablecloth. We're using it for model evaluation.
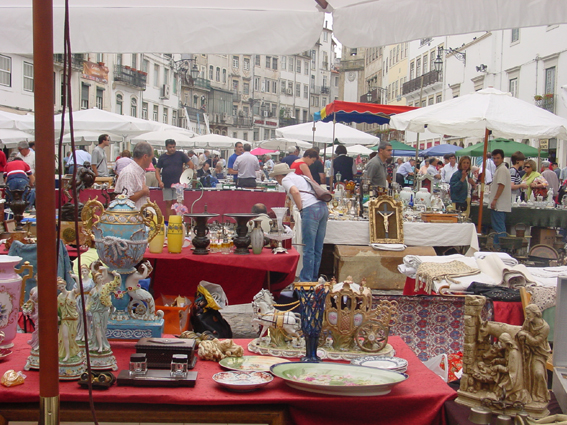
[59,188,286,216]
[144,246,300,305]
[403,277,524,326]
[0,334,456,425]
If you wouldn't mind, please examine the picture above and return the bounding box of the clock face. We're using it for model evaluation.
[348,71,356,82]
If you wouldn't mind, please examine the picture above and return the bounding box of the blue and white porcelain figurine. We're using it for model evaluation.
[82,195,164,339]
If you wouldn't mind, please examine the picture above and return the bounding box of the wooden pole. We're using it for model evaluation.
[33,0,60,424]
[477,128,490,233]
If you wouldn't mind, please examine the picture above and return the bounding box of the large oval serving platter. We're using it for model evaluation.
[270,362,407,396]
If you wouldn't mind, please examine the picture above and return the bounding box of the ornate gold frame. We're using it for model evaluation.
[368,195,404,244]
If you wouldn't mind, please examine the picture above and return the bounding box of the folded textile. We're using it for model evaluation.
[467,282,521,302]
[371,243,407,251]
[527,286,556,311]
[415,260,480,294]
[476,255,535,286]
[474,251,518,267]
[403,253,472,271]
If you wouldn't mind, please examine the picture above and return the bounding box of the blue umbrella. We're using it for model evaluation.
[419,144,462,157]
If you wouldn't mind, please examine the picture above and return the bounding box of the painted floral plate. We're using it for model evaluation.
[270,362,407,396]
[213,371,273,392]
[0,349,12,360]
[350,356,408,372]
[219,356,291,372]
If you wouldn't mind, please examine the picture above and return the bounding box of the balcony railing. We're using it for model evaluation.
[536,94,555,113]
[360,88,384,104]
[402,70,441,96]
[113,65,147,90]
[193,77,211,90]
[279,117,298,127]
[54,54,85,70]
[232,91,242,102]
[235,117,253,127]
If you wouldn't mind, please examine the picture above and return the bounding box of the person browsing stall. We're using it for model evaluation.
[290,148,320,182]
[233,143,260,188]
[155,139,192,221]
[488,149,511,249]
[449,156,476,213]
[330,145,357,186]
[366,141,392,188]
[270,163,328,282]
[441,153,458,183]
[281,146,300,167]
[509,151,527,200]
[227,142,244,183]
[395,158,415,187]
[91,134,111,177]
[4,156,35,208]
[115,142,153,210]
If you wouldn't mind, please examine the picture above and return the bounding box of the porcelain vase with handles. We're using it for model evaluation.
[415,188,432,207]
[250,219,265,255]
[399,187,414,204]
[0,256,24,349]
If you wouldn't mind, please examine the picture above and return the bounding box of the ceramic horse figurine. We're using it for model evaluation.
[252,300,302,341]
[125,261,164,321]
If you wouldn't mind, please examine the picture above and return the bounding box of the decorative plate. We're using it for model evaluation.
[219,355,291,372]
[350,356,408,372]
[0,348,13,359]
[270,362,407,396]
[212,371,273,392]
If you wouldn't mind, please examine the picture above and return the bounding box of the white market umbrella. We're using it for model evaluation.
[259,138,312,151]
[130,129,196,147]
[54,107,157,134]
[0,110,35,131]
[339,144,374,157]
[277,121,380,146]
[0,128,34,148]
[390,87,567,140]
[61,130,121,145]
[189,134,246,149]
[390,87,567,231]
[193,148,221,156]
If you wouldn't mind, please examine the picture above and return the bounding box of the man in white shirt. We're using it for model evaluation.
[66,148,92,175]
[16,141,35,174]
[187,150,200,169]
[233,143,260,188]
[441,154,458,183]
[395,158,415,187]
[488,149,511,248]
[426,157,441,183]
[114,142,153,210]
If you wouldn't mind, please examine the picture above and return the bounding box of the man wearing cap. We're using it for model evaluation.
[233,143,260,188]
[281,146,300,167]
[16,140,35,174]
[270,163,328,282]
[155,139,192,221]
[91,134,111,177]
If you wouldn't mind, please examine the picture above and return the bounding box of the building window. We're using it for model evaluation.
[131,97,137,117]
[0,54,11,87]
[222,69,227,83]
[131,54,137,69]
[81,83,89,109]
[416,58,421,77]
[116,93,123,114]
[96,53,104,63]
[296,60,301,73]
[209,65,214,80]
[232,80,239,92]
[296,83,301,97]
[311,50,316,70]
[232,131,238,138]
[153,104,159,121]
[163,68,169,86]
[243,106,249,116]
[23,61,34,92]
[142,102,148,119]
[243,82,250,95]
[272,80,277,94]
[172,110,177,126]
[323,31,328,42]
[142,59,149,73]
[243,58,250,71]
[410,61,414,80]
[173,75,177,94]
[163,107,168,123]
[334,76,339,87]
[511,28,520,43]
[281,79,287,94]
[243,132,248,141]
[253,129,259,141]
[116,54,122,66]
[436,94,442,103]
[255,55,260,66]
[153,64,159,87]
[254,76,260,91]
[422,54,428,74]
[288,57,293,72]
[428,96,434,105]
[232,55,239,68]
[304,84,308,99]
[265,56,271,69]
[281,56,286,71]
[272,57,278,70]
[509,78,518,97]
[96,87,103,109]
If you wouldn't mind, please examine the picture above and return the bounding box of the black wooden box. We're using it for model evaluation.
[135,337,196,369]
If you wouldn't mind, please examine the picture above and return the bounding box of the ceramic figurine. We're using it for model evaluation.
[71,264,95,345]
[23,286,40,371]
[125,261,164,322]
[57,277,85,380]
[456,296,551,418]
[251,289,302,347]
[88,268,121,354]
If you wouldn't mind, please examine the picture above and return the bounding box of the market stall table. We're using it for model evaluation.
[0,334,456,425]
[144,246,300,305]
[57,188,287,216]
[470,204,567,228]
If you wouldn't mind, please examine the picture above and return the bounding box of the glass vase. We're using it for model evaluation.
[297,285,328,362]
